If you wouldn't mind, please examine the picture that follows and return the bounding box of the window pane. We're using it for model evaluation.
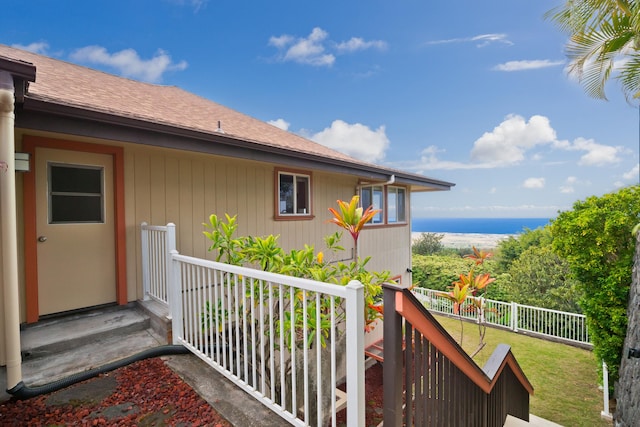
[397,188,406,222]
[361,186,384,224]
[372,187,383,224]
[387,187,406,223]
[51,195,103,222]
[296,176,309,214]
[51,166,102,193]
[388,190,397,223]
[279,174,294,214]
[49,164,104,223]
[361,187,372,212]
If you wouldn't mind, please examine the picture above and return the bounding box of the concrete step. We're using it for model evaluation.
[1,305,168,403]
[504,414,563,426]
[22,328,164,387]
[20,304,151,360]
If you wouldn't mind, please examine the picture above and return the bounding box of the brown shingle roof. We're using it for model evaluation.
[0,44,359,163]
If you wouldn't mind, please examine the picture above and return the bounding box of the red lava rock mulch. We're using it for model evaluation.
[0,358,232,426]
[336,362,384,427]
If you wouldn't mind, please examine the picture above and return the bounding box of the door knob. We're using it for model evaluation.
[37,236,47,242]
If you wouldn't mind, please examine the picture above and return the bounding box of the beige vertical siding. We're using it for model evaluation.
[123,144,378,301]
[359,226,412,285]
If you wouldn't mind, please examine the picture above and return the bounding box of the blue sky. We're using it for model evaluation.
[2,0,638,219]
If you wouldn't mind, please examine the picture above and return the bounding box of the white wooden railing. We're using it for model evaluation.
[140,222,176,305]
[168,251,365,427]
[412,287,591,346]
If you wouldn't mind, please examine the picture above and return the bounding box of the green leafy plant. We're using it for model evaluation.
[551,185,640,388]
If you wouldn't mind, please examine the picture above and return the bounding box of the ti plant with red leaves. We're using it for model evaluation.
[446,245,496,357]
[328,195,386,331]
[327,195,380,261]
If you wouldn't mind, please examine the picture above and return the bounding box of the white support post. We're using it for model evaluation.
[345,280,365,427]
[0,72,22,389]
[601,361,612,419]
[511,301,518,332]
[169,250,183,345]
[165,223,176,316]
[141,222,150,300]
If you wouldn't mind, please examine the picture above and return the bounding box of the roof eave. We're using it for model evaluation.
[0,55,36,103]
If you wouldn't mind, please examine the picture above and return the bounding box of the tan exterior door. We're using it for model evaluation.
[35,147,116,315]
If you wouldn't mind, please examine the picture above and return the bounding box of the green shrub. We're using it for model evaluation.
[551,185,640,386]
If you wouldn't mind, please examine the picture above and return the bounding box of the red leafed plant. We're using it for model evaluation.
[446,246,495,357]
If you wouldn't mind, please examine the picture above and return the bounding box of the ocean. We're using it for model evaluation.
[411,218,551,235]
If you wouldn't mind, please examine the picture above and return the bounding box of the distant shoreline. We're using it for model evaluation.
[411,232,512,249]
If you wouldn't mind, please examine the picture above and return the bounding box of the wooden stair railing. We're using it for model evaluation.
[382,283,534,427]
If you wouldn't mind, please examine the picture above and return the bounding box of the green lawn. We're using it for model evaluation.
[433,314,613,427]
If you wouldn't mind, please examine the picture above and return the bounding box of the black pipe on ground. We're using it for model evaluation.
[6,344,190,400]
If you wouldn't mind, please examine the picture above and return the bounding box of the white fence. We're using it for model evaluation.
[141,222,175,305]
[412,287,591,347]
[168,251,365,427]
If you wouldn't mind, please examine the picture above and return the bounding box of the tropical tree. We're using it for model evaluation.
[551,185,640,385]
[545,0,640,101]
[504,245,582,313]
[412,232,445,255]
[494,227,553,273]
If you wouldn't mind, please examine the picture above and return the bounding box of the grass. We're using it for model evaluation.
[433,314,612,427]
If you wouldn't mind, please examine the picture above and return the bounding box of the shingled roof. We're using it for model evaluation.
[0,44,453,191]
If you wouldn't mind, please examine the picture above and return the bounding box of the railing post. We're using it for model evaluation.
[383,283,406,427]
[169,250,183,345]
[165,223,176,317]
[345,280,365,427]
[601,361,612,419]
[511,301,518,332]
[141,222,150,300]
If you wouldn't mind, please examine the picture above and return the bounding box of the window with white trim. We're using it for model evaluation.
[277,170,311,217]
[360,184,407,225]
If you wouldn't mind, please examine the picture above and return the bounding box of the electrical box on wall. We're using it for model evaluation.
[14,152,30,172]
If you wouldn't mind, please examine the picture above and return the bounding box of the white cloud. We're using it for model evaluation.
[268,28,387,67]
[470,115,557,166]
[391,114,624,172]
[493,59,565,72]
[166,0,208,12]
[559,176,578,193]
[269,27,335,66]
[623,164,639,181]
[69,46,188,83]
[553,137,622,166]
[426,33,512,47]
[269,35,294,49]
[311,120,389,162]
[415,145,493,170]
[335,37,387,53]
[12,42,49,54]
[268,118,290,131]
[523,177,545,189]
[559,186,575,193]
